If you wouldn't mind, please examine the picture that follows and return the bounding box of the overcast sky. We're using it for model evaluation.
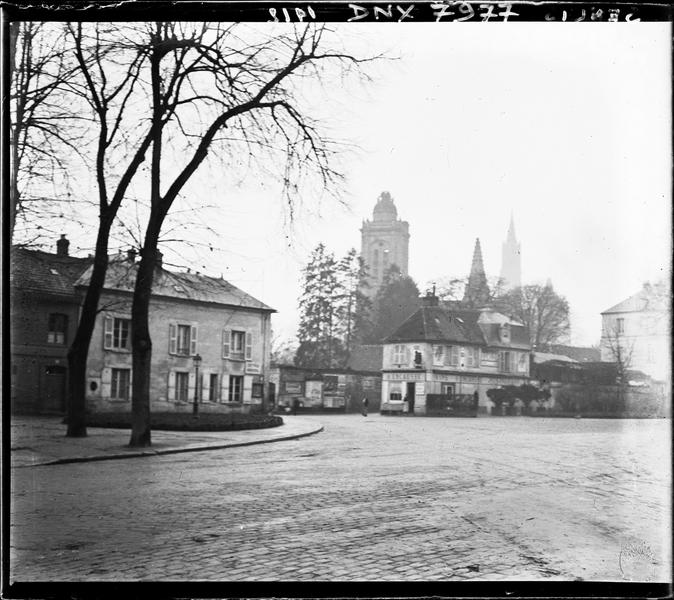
[54,22,671,347]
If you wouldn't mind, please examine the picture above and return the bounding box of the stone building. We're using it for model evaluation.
[499,214,522,290]
[360,191,410,297]
[10,237,91,414]
[77,252,275,413]
[600,281,670,382]
[380,292,531,415]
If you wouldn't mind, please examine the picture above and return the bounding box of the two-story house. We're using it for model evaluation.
[600,282,670,382]
[380,292,531,415]
[75,251,275,413]
[10,237,92,414]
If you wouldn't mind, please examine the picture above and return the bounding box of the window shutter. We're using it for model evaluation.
[104,316,113,349]
[404,347,411,365]
[167,371,175,402]
[101,367,112,398]
[245,331,253,360]
[222,374,230,402]
[202,371,210,400]
[222,329,230,358]
[188,372,196,401]
[169,323,177,355]
[190,325,198,356]
[243,375,253,404]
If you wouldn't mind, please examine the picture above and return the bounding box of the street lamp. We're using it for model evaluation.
[192,353,202,416]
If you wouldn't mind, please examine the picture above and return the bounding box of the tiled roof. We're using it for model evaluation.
[386,305,531,350]
[347,345,384,372]
[10,247,92,298]
[533,351,578,364]
[602,283,669,314]
[74,256,275,312]
[385,307,486,344]
[539,344,600,362]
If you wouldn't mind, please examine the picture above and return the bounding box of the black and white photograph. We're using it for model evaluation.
[4,1,672,593]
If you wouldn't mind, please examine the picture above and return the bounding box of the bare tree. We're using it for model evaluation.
[429,275,506,308]
[497,282,570,347]
[9,21,85,244]
[603,321,634,389]
[121,23,380,446]
[63,23,152,436]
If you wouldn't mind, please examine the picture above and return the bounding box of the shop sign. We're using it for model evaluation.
[305,380,322,402]
[384,372,425,382]
[246,362,261,374]
[285,381,302,394]
[416,382,425,396]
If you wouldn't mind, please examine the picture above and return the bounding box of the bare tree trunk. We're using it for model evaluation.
[66,219,113,437]
[129,241,158,447]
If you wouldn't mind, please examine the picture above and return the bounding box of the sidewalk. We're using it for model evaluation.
[10,415,323,468]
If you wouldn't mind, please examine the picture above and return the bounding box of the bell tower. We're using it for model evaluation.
[500,213,522,290]
[360,191,410,298]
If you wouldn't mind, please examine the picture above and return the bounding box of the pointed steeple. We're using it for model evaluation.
[500,213,522,290]
[463,238,490,307]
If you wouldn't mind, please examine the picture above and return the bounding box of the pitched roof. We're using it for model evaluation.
[385,306,486,344]
[479,322,530,349]
[539,344,601,362]
[533,351,578,364]
[10,247,92,298]
[74,255,275,312]
[602,283,669,314]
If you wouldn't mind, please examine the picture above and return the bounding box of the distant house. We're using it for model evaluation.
[76,252,275,413]
[600,282,670,381]
[380,291,531,415]
[10,237,92,414]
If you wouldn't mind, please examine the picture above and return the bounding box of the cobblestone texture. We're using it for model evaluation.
[10,415,671,582]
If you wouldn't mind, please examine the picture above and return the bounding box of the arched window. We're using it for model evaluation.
[372,249,379,277]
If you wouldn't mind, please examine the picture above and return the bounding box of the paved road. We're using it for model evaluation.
[10,415,671,582]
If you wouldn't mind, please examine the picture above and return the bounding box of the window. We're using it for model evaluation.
[433,345,444,366]
[499,351,512,373]
[104,317,131,350]
[393,344,406,364]
[517,353,528,373]
[111,368,130,401]
[390,392,402,401]
[222,329,252,359]
[48,313,68,344]
[372,249,379,278]
[500,323,510,343]
[466,347,479,368]
[175,372,189,402]
[252,383,263,398]
[169,323,197,356]
[231,330,245,357]
[616,318,625,334]
[229,375,243,402]
[443,346,459,367]
[209,373,219,402]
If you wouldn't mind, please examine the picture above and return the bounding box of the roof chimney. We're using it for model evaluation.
[56,234,69,256]
[127,248,137,263]
[422,289,439,307]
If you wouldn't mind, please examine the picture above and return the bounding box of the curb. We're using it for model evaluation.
[14,424,325,468]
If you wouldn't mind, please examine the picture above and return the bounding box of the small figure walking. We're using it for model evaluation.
[362,396,369,417]
[292,397,299,416]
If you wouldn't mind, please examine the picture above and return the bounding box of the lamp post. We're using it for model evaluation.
[192,353,202,416]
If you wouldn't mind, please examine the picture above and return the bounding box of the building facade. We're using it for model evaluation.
[499,214,522,290]
[360,191,410,297]
[10,238,92,414]
[75,253,275,413]
[380,293,531,415]
[599,282,670,382]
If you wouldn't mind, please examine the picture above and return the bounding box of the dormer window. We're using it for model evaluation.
[500,322,511,343]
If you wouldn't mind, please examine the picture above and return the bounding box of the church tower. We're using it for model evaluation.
[500,214,522,290]
[360,191,410,298]
[463,238,490,307]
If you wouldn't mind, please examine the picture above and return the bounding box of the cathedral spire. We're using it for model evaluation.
[463,238,490,307]
[500,214,522,290]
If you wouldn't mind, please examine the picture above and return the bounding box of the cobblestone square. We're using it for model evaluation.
[10,415,671,582]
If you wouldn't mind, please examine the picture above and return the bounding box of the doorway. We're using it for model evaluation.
[406,382,415,414]
[43,365,67,413]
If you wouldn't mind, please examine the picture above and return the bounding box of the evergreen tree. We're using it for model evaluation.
[296,244,344,368]
[335,248,373,362]
[367,265,421,343]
